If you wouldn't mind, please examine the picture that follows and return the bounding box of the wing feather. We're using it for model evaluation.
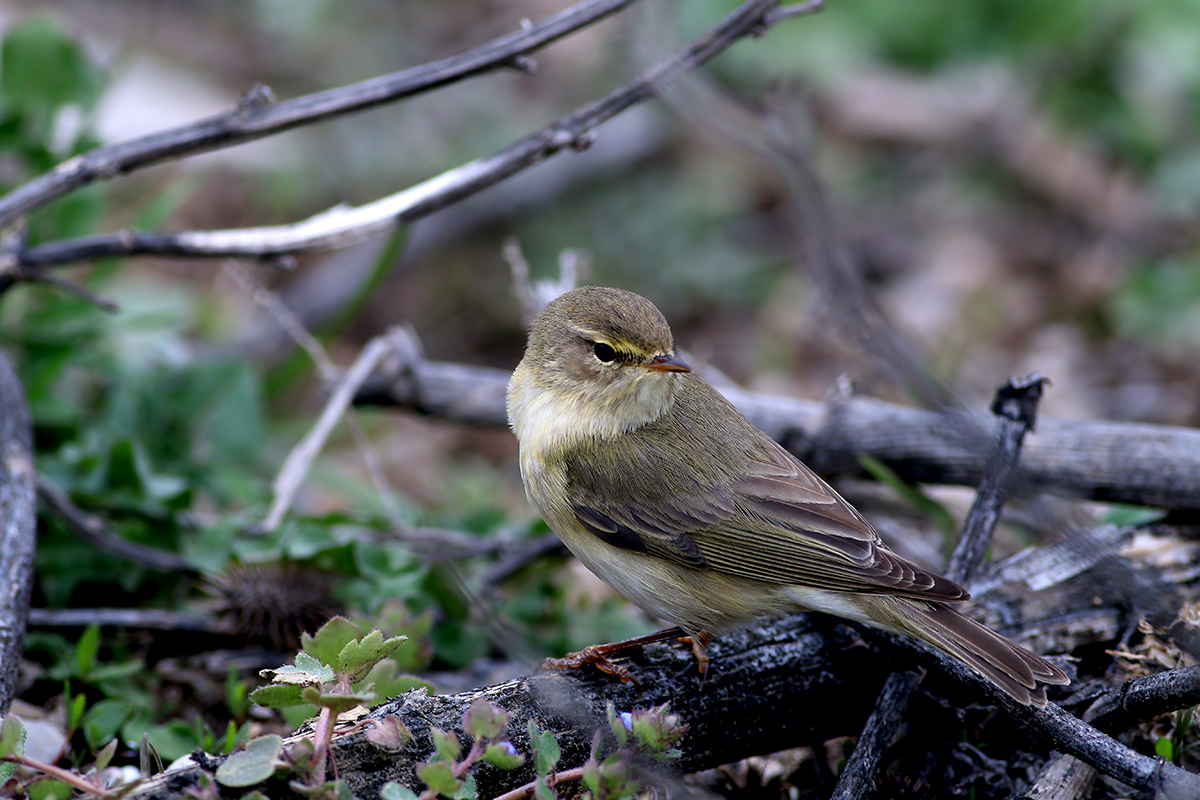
[562,377,967,603]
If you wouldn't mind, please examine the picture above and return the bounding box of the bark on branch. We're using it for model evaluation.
[0,0,641,232]
[0,349,35,716]
[354,355,1200,512]
[12,0,821,268]
[125,610,1200,800]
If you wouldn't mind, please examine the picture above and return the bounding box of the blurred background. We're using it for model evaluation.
[2,0,1198,786]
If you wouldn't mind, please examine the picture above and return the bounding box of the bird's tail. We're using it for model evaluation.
[860,596,1070,707]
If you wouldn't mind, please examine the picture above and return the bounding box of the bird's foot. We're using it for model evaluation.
[539,643,642,687]
[539,627,716,687]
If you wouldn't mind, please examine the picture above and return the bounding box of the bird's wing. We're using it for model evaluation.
[569,438,967,602]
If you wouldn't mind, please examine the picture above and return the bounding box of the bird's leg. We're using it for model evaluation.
[690,631,714,680]
[539,627,690,685]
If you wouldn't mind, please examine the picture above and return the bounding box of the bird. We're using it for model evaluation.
[506,285,1069,706]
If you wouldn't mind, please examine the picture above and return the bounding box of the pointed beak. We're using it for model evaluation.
[640,353,691,373]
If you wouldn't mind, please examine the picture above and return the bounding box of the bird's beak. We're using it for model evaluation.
[640,353,691,373]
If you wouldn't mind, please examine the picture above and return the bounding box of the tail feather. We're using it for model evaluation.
[862,597,1070,707]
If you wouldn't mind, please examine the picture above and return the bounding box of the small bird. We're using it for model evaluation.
[506,286,1069,706]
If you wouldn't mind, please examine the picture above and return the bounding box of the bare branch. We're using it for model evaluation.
[354,354,1200,512]
[124,612,1200,800]
[0,0,642,231]
[262,329,411,533]
[17,0,796,268]
[0,351,35,716]
[832,374,1048,800]
[36,475,195,574]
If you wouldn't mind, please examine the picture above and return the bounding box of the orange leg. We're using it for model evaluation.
[539,627,715,685]
[690,631,714,679]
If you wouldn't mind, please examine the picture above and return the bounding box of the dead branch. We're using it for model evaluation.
[354,354,1200,512]
[36,475,196,574]
[0,0,641,232]
[831,373,1049,800]
[13,0,820,269]
[0,350,35,716]
[124,609,1200,800]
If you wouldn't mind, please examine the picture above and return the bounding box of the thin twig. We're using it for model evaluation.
[0,0,643,231]
[830,375,1048,800]
[36,474,196,574]
[763,0,824,24]
[877,628,1200,797]
[19,0,790,267]
[492,766,586,800]
[262,329,409,532]
[3,267,120,311]
[27,607,216,632]
[222,262,338,380]
[947,373,1050,583]
[1083,664,1200,733]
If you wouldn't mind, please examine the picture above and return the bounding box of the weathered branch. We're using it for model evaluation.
[831,373,1048,800]
[1083,664,1200,733]
[0,0,641,232]
[125,609,1200,800]
[14,0,822,268]
[36,475,196,574]
[354,356,1200,512]
[0,349,35,716]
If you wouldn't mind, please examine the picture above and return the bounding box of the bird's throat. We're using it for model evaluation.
[507,363,677,462]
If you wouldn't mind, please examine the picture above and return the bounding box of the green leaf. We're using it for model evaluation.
[93,737,118,771]
[0,714,23,757]
[380,781,421,800]
[261,653,335,687]
[533,775,556,800]
[1155,735,1175,761]
[357,659,435,699]
[133,720,201,764]
[27,778,74,800]
[338,629,408,684]
[463,697,508,741]
[75,623,100,678]
[1101,505,1167,527]
[417,762,461,797]
[300,686,374,714]
[82,698,130,750]
[430,727,461,763]
[68,693,86,731]
[606,703,627,747]
[528,721,561,775]
[280,704,318,730]
[226,666,249,718]
[1,17,103,117]
[482,742,525,770]
[454,773,477,800]
[249,684,307,709]
[302,617,363,669]
[215,734,283,787]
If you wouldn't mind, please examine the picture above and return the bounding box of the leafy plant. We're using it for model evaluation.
[241,616,428,794]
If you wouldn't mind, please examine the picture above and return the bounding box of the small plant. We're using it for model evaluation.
[473,702,687,800]
[219,616,430,797]
[0,714,136,799]
[380,697,526,800]
[1155,705,1196,766]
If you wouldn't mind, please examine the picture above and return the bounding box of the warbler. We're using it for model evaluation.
[506,285,1068,706]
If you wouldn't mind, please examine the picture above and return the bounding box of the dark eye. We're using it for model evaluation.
[593,342,617,362]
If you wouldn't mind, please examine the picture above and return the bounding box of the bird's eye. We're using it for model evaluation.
[593,342,617,363]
